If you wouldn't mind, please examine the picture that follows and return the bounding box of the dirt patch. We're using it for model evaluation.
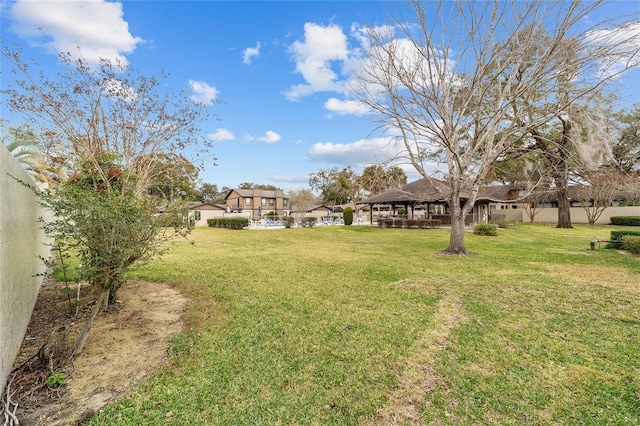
[5,279,187,426]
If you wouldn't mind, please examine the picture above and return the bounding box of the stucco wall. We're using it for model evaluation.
[526,206,640,225]
[0,146,52,396]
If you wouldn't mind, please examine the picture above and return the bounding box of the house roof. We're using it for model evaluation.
[225,189,285,199]
[476,184,519,201]
[306,204,332,212]
[190,202,228,210]
[360,177,518,205]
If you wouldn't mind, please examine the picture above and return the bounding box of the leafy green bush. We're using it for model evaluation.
[621,236,640,254]
[283,216,295,228]
[610,216,640,226]
[343,206,353,226]
[474,223,497,236]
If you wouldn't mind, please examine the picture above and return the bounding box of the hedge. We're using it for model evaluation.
[606,230,640,248]
[610,216,640,226]
[621,236,640,254]
[207,217,249,229]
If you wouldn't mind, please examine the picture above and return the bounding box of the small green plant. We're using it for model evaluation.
[45,372,67,388]
[474,223,497,236]
[343,206,354,226]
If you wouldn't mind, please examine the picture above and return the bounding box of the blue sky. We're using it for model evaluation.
[1,1,639,191]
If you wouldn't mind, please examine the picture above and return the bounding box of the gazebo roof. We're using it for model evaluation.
[361,177,520,205]
[360,177,457,205]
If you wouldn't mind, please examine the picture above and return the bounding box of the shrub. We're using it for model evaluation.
[207,217,248,229]
[283,216,295,228]
[474,223,497,236]
[621,236,640,254]
[607,230,640,248]
[301,217,317,227]
[610,216,640,226]
[494,219,517,229]
[343,206,353,226]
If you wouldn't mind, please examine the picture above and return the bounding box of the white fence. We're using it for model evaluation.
[0,146,52,397]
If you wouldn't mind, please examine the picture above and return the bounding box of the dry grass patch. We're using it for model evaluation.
[366,287,467,426]
[544,263,640,293]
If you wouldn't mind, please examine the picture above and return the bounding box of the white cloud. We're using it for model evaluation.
[246,130,281,143]
[9,0,142,66]
[258,130,281,143]
[308,137,402,166]
[189,80,218,106]
[285,22,350,100]
[324,98,370,116]
[350,22,394,51]
[208,128,235,141]
[267,174,310,183]
[584,21,640,79]
[243,42,261,64]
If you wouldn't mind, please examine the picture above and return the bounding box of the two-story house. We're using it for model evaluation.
[225,188,289,219]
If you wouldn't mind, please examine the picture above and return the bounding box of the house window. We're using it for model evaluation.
[269,199,274,206]
[194,211,201,221]
[283,199,288,206]
[245,198,251,206]
[262,198,266,206]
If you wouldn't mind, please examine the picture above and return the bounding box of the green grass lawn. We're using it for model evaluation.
[88,224,639,425]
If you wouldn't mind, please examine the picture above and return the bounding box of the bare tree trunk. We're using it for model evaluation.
[70,289,109,360]
[556,183,573,229]
[444,199,468,255]
[555,123,573,229]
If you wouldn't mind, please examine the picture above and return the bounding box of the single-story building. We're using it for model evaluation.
[189,202,229,226]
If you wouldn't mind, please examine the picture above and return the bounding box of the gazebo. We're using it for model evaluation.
[360,176,497,226]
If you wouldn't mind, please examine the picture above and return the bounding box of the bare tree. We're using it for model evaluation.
[287,188,319,220]
[575,168,628,224]
[352,0,623,254]
[1,47,215,196]
[621,171,640,205]
[352,1,630,254]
